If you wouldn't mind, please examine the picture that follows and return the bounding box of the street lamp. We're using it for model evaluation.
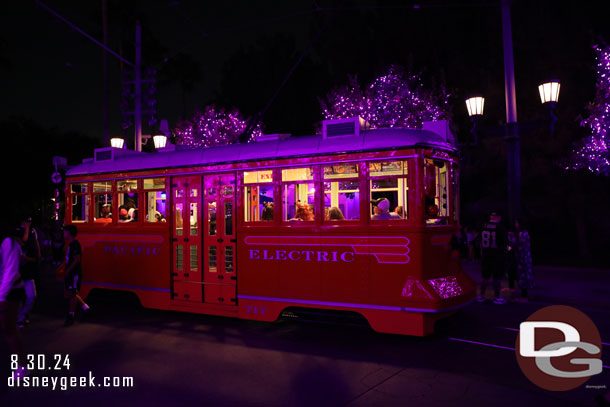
[539,80,560,134]
[110,137,125,149]
[465,80,560,221]
[465,96,485,117]
[465,96,485,144]
[538,80,561,104]
[153,134,167,149]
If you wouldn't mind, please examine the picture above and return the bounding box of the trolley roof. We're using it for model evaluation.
[66,127,455,177]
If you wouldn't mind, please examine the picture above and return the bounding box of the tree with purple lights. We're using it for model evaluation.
[320,65,448,128]
[569,45,610,175]
[174,105,262,148]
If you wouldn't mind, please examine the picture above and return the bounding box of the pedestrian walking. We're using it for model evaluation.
[511,219,534,303]
[62,225,90,326]
[477,212,508,304]
[18,216,41,328]
[0,223,28,378]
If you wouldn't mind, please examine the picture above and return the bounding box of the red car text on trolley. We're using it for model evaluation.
[65,117,475,336]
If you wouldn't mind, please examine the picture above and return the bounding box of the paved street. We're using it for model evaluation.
[1,262,608,406]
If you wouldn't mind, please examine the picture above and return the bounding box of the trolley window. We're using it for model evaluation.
[424,159,449,225]
[323,164,359,220]
[71,183,88,194]
[243,170,274,222]
[94,195,113,223]
[92,181,112,193]
[118,179,139,223]
[70,183,90,223]
[369,161,408,220]
[144,178,167,223]
[282,167,315,221]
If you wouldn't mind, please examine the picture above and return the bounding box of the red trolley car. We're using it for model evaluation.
[65,117,475,336]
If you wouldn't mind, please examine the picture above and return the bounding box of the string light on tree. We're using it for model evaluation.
[175,106,262,148]
[320,65,448,129]
[569,45,610,175]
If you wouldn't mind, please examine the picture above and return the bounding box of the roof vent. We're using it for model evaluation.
[94,148,114,162]
[93,147,141,163]
[322,116,370,140]
[256,133,291,142]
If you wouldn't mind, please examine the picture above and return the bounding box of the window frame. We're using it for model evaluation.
[423,156,455,226]
[241,169,278,225]
[321,163,362,224]
[68,182,91,224]
[281,166,318,225]
[92,180,115,225]
[143,177,169,226]
[115,179,141,225]
[367,160,410,223]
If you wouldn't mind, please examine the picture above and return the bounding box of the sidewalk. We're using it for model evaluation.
[462,260,610,310]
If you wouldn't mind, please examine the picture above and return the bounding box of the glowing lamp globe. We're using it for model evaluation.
[110,137,125,149]
[465,96,485,117]
[153,134,167,149]
[538,80,560,104]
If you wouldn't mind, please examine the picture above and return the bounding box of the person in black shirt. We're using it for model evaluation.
[477,212,508,304]
[63,225,89,326]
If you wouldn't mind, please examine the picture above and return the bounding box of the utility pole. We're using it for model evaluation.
[501,0,520,223]
[36,0,137,147]
[102,0,110,146]
[135,21,143,152]
[120,21,156,151]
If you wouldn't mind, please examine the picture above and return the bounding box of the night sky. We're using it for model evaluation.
[3,0,610,143]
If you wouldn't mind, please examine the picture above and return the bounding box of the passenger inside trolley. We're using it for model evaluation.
[118,207,129,222]
[290,202,314,221]
[371,198,401,220]
[327,206,344,221]
[94,203,112,223]
[261,202,274,221]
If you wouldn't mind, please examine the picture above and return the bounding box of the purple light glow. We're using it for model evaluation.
[428,276,463,299]
[319,65,448,129]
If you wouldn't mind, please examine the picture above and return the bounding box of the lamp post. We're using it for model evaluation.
[110,137,125,149]
[465,81,560,222]
[153,134,168,149]
[465,96,485,144]
[501,0,521,223]
[538,80,561,134]
[467,2,560,223]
